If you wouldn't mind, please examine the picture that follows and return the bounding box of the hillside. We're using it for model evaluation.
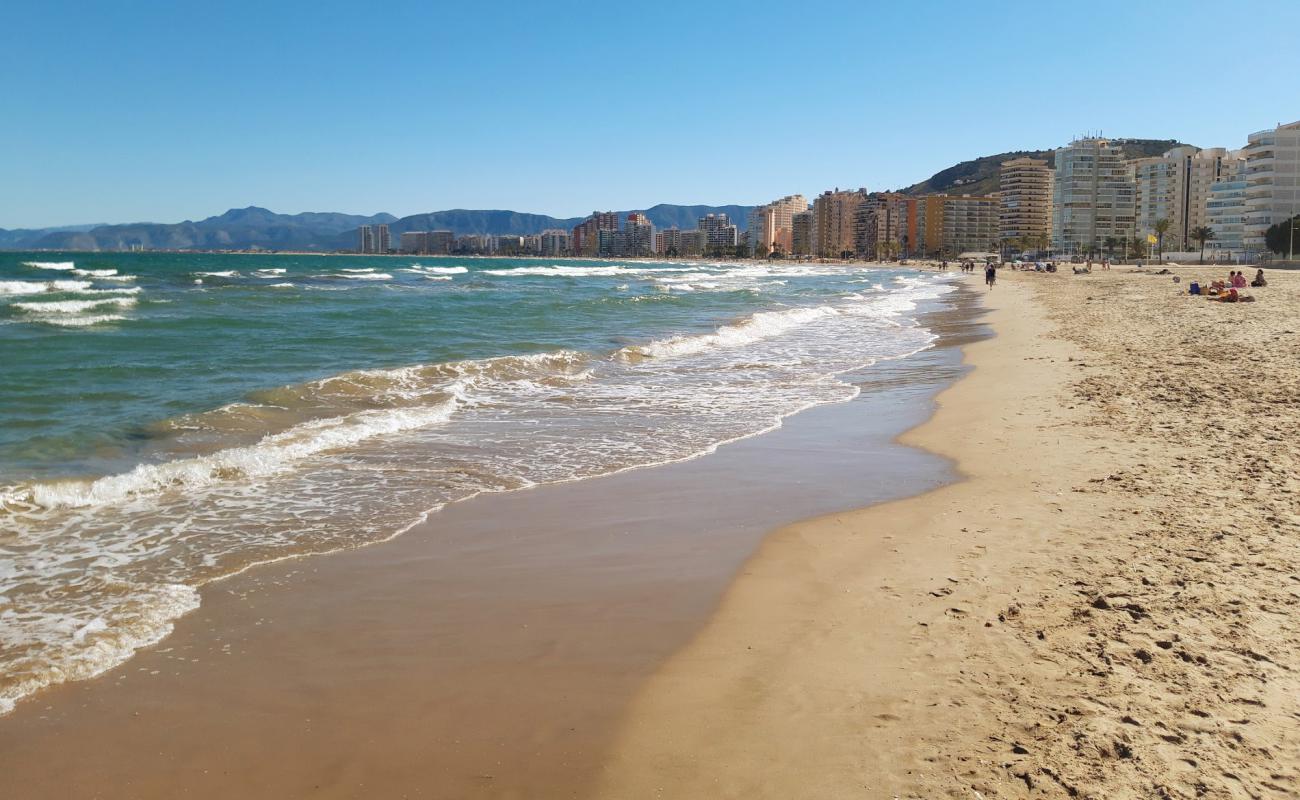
[28,208,398,252]
[900,139,1191,197]
[12,205,755,252]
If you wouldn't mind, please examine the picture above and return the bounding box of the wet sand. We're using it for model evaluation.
[0,290,986,798]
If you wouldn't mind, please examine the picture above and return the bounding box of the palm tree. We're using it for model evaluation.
[1190,226,1215,264]
[1103,236,1118,258]
[1153,218,1172,261]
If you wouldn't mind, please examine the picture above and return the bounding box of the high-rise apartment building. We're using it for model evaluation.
[398,229,455,255]
[914,195,997,256]
[539,229,570,256]
[1132,146,1231,251]
[1207,152,1247,259]
[1240,120,1300,256]
[943,195,998,254]
[399,231,427,254]
[1052,138,1136,253]
[679,230,705,256]
[749,194,807,256]
[998,157,1053,247]
[624,212,655,256]
[358,225,374,254]
[852,192,915,259]
[430,230,454,254]
[656,227,682,255]
[812,189,868,258]
[571,211,619,256]
[791,211,813,256]
[698,213,739,252]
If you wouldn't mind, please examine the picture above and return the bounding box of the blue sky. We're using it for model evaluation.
[3,0,1298,229]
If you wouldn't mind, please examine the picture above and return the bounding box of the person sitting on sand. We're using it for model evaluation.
[1231,271,1247,289]
[1251,269,1267,288]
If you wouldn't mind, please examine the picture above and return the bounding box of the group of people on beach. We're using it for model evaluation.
[1189,269,1267,303]
[938,260,985,274]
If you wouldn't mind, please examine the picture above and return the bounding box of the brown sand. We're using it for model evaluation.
[596,268,1300,798]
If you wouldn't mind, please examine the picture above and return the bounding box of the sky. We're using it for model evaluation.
[3,0,1298,229]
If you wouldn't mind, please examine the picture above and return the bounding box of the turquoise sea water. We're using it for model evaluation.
[0,251,955,713]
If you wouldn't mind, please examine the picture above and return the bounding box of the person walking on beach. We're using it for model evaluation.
[985,263,996,290]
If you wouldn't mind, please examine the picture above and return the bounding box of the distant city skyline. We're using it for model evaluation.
[4,0,1299,229]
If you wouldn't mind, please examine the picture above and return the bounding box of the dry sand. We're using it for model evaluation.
[595,267,1300,798]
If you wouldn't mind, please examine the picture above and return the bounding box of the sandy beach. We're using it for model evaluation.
[3,264,1297,799]
[597,266,1300,798]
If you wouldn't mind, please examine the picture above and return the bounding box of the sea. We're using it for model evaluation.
[0,251,957,714]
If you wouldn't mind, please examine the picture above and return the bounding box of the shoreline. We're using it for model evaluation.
[0,284,988,797]
[595,267,1300,798]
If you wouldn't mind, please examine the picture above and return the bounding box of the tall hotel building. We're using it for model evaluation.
[998,157,1053,247]
[915,195,998,256]
[1240,120,1300,256]
[1051,138,1136,253]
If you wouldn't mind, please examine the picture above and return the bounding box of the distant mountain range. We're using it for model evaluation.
[4,204,756,252]
[3,139,1199,252]
[900,138,1191,198]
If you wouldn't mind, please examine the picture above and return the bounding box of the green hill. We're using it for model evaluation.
[900,139,1192,197]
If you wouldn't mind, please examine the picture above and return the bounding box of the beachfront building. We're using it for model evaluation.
[494,235,524,255]
[812,188,869,259]
[656,227,682,255]
[913,194,997,257]
[429,230,454,254]
[1240,120,1300,257]
[1132,146,1232,252]
[1052,137,1136,254]
[1206,153,1247,260]
[357,223,390,254]
[944,195,998,254]
[398,230,455,255]
[791,211,813,256]
[853,192,915,260]
[539,229,570,256]
[571,211,619,257]
[597,228,625,257]
[753,194,808,256]
[698,213,739,253]
[399,231,426,254]
[998,157,1053,248]
[624,212,655,256]
[680,230,705,257]
[454,234,492,254]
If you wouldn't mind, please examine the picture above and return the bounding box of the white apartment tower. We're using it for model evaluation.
[1132,146,1232,251]
[1240,120,1300,256]
[1052,138,1136,253]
